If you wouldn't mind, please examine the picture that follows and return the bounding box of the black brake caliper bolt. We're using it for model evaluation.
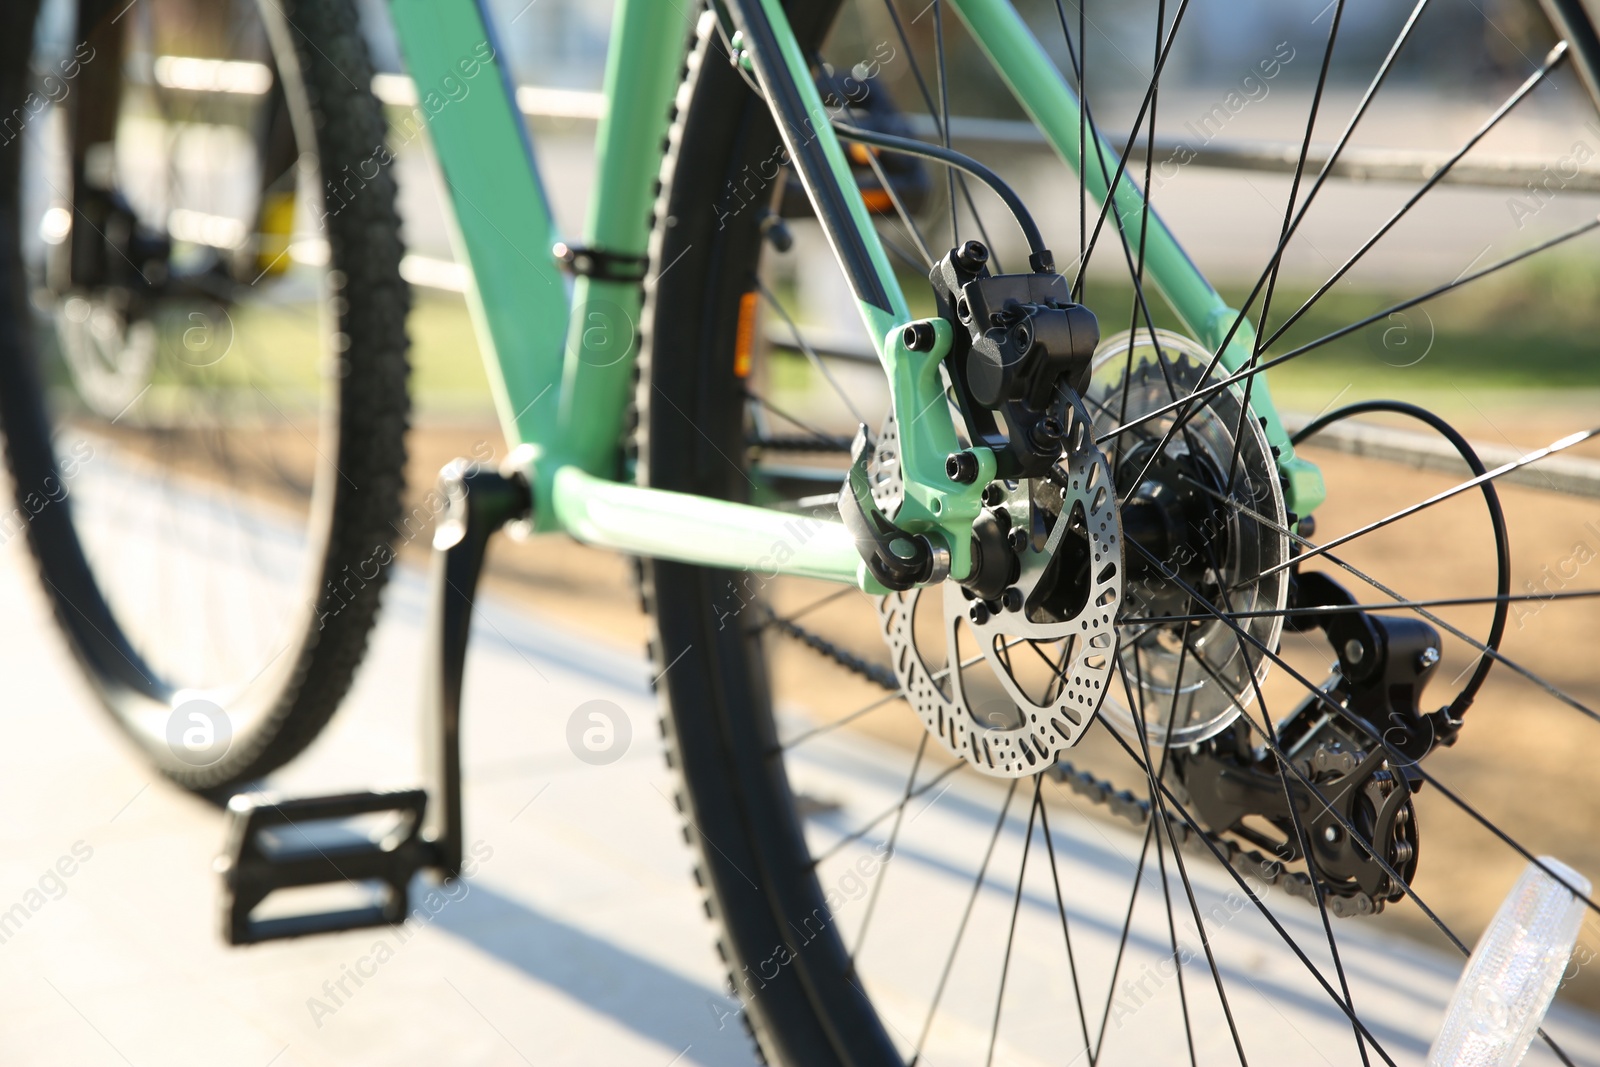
[1031,415,1064,453]
[1007,527,1028,553]
[945,451,979,484]
[903,320,937,352]
[981,482,1006,508]
[969,602,990,626]
[954,240,989,273]
[1001,587,1023,612]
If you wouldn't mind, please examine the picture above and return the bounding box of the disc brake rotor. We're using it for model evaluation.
[1085,328,1291,747]
[876,390,1122,778]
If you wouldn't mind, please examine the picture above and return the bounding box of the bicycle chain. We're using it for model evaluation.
[761,607,900,691]
[768,613,1374,916]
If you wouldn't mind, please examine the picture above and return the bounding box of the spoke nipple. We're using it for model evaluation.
[904,320,937,352]
[1342,638,1365,665]
[945,450,979,484]
[1416,646,1440,672]
[1002,587,1024,612]
[969,601,991,626]
[1007,527,1028,553]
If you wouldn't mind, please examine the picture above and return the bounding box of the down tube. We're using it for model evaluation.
[389,0,567,453]
[947,0,1325,515]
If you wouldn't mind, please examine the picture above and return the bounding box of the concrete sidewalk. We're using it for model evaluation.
[0,513,1597,1065]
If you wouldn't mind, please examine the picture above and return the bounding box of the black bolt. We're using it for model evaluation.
[969,602,991,625]
[903,320,937,352]
[758,212,793,253]
[1002,587,1024,612]
[1031,416,1064,453]
[954,240,989,273]
[945,451,979,484]
[1011,323,1032,352]
[981,482,1006,507]
[1007,527,1028,553]
[1416,646,1440,672]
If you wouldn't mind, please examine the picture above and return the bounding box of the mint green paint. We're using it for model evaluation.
[878,318,993,581]
[948,0,1325,516]
[389,0,567,457]
[553,0,693,488]
[553,467,869,586]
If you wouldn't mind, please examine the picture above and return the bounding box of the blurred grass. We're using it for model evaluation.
[172,256,1596,420]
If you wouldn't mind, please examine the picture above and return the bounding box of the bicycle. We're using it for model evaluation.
[3,0,1600,1063]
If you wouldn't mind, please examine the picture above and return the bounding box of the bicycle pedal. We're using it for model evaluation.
[217,789,437,945]
[216,460,531,947]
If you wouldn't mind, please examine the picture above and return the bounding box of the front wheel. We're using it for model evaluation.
[0,0,410,790]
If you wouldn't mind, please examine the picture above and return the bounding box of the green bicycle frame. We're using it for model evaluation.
[386,0,1322,591]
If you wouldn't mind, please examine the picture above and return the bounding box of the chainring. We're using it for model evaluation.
[875,390,1123,778]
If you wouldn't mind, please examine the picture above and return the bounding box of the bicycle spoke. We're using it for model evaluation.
[1264,427,1600,578]
[1262,40,1571,350]
[983,775,1040,1067]
[851,731,929,963]
[1123,588,1600,625]
[753,278,871,427]
[1107,39,1571,491]
[1036,792,1094,1062]
[809,761,964,870]
[909,777,1018,1067]
[1098,215,1600,446]
[1112,633,1248,1066]
[1127,641,1200,1067]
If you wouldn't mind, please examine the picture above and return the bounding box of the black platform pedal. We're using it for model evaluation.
[217,459,531,945]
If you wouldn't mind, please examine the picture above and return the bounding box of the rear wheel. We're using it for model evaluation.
[643,3,1600,1064]
[0,0,409,790]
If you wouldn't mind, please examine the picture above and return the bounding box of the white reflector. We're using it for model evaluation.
[1429,857,1589,1067]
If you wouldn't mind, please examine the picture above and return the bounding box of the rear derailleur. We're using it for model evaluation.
[1170,570,1460,916]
